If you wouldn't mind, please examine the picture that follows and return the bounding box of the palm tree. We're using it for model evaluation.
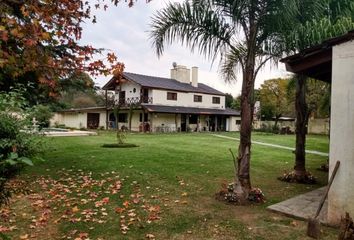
[150,0,297,200]
[281,0,354,180]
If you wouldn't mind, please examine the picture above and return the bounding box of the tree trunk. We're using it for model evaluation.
[235,10,257,200]
[274,115,281,133]
[236,67,255,200]
[294,74,308,176]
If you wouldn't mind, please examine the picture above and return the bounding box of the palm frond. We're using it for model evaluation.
[149,1,234,61]
[219,44,246,82]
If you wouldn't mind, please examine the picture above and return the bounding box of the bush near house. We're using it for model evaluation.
[27,105,53,129]
[0,89,44,206]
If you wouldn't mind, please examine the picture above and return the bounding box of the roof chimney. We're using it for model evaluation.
[170,65,190,84]
[191,67,198,87]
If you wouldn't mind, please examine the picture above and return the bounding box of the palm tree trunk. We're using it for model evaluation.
[235,12,257,200]
[294,74,308,176]
[236,68,255,199]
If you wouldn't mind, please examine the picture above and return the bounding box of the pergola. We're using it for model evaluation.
[281,30,354,225]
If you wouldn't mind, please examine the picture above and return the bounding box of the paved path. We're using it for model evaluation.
[211,134,329,157]
[44,130,97,137]
[267,187,330,225]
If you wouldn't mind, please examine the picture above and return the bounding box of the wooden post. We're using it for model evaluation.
[149,112,153,133]
[186,114,190,132]
[197,115,200,132]
[215,115,218,132]
[175,113,178,132]
[105,90,108,130]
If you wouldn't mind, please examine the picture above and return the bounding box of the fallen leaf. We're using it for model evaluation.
[123,201,130,208]
[20,234,29,239]
[115,207,125,214]
[72,206,79,213]
[146,233,155,239]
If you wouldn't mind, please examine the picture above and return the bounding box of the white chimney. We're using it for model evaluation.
[170,65,190,84]
[191,66,198,87]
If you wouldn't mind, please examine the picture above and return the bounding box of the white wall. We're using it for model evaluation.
[308,118,330,135]
[151,89,225,109]
[51,111,106,129]
[150,113,177,132]
[229,116,241,131]
[60,112,87,128]
[328,40,354,225]
[119,82,141,99]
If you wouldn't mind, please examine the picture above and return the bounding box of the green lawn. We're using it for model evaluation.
[219,131,329,153]
[1,132,336,240]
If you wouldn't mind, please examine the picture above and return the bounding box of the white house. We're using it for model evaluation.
[52,65,241,132]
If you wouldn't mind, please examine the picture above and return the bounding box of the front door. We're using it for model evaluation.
[87,113,100,129]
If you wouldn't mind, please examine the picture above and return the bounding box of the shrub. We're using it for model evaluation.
[255,122,280,134]
[0,88,44,206]
[0,112,42,205]
[27,104,53,129]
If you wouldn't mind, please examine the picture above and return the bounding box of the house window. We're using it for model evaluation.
[212,96,220,104]
[236,120,241,125]
[167,92,177,100]
[118,113,128,122]
[194,95,202,102]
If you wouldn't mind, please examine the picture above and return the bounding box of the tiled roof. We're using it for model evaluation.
[103,72,225,96]
[141,104,240,116]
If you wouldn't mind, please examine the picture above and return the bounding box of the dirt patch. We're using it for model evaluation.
[101,143,139,148]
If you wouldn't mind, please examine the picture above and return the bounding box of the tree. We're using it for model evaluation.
[232,95,242,111]
[0,0,147,100]
[150,0,297,200]
[57,72,105,109]
[225,93,234,108]
[287,78,331,119]
[281,0,354,179]
[259,78,292,129]
[225,94,242,110]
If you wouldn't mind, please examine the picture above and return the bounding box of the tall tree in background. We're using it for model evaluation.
[281,0,354,180]
[287,78,331,119]
[259,78,292,129]
[225,93,234,108]
[150,0,297,200]
[58,72,105,110]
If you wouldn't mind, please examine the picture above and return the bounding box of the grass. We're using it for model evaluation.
[1,131,337,239]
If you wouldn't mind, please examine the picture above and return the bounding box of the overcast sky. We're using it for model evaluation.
[81,0,290,96]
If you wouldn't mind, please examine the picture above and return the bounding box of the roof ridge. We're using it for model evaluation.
[124,71,173,81]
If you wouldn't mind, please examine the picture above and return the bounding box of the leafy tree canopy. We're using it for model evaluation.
[259,78,293,121]
[0,0,147,99]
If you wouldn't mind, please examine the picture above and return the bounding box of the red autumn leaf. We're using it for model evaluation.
[123,201,130,208]
[115,207,125,214]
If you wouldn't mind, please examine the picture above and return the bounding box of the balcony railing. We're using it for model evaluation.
[108,96,153,108]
